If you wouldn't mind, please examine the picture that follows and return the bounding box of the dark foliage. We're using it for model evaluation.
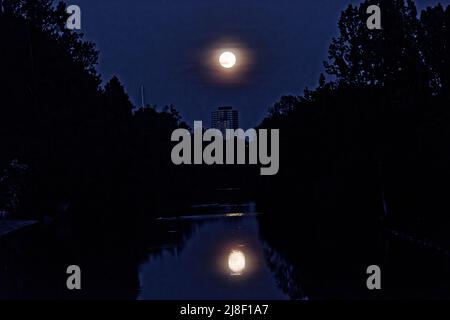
[258,0,450,248]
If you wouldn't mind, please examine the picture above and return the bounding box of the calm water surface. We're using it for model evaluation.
[2,202,450,299]
[138,203,294,300]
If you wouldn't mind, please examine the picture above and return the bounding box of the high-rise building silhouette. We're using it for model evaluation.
[211,106,239,134]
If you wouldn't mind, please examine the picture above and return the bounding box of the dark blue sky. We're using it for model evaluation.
[75,0,448,128]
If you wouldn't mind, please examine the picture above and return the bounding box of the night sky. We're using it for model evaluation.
[75,0,449,128]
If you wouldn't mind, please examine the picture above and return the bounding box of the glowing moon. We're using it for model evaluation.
[219,51,237,69]
[228,250,246,274]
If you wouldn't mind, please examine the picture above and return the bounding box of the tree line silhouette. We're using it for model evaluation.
[257,0,450,261]
[254,0,450,298]
[0,0,184,236]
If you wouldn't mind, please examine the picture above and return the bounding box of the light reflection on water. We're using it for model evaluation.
[137,208,291,300]
[228,249,246,276]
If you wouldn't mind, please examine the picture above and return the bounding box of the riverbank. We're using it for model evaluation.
[0,220,38,239]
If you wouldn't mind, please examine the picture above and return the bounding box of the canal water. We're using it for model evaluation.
[2,202,450,299]
[137,203,293,300]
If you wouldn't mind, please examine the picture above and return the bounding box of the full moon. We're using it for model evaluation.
[228,250,246,275]
[219,51,237,69]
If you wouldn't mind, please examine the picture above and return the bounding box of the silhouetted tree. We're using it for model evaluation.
[420,4,450,96]
[257,0,450,248]
[104,76,133,120]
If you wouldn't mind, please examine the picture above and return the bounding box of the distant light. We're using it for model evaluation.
[219,51,237,69]
[226,213,244,217]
